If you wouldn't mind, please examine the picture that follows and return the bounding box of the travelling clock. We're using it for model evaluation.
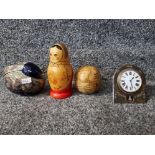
[113,64,146,103]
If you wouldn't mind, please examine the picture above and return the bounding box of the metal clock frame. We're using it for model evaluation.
[113,64,146,103]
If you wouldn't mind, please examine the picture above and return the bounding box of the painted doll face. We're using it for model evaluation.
[50,45,63,63]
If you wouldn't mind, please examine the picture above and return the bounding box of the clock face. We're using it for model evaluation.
[118,69,142,93]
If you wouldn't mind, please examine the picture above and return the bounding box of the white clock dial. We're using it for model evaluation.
[119,70,142,93]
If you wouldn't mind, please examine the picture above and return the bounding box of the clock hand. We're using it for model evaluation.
[131,77,135,88]
[131,81,133,88]
[130,79,133,88]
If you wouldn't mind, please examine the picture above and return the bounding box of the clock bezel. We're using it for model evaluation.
[115,64,145,95]
[117,68,142,93]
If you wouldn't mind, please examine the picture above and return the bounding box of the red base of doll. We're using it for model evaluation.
[50,89,72,99]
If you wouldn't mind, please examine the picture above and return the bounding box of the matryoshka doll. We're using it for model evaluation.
[47,43,73,99]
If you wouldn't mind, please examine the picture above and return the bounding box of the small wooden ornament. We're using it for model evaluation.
[113,64,146,103]
[47,43,73,99]
[76,66,101,94]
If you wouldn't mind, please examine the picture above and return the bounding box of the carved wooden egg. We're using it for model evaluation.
[4,62,45,94]
[76,66,101,94]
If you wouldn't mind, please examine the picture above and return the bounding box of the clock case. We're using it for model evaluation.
[113,64,146,103]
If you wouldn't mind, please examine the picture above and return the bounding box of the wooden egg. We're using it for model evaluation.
[76,66,101,94]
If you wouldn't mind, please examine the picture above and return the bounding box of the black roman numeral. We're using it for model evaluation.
[125,86,128,89]
[122,82,125,87]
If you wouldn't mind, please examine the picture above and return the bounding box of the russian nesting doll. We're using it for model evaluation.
[76,66,101,94]
[47,43,73,99]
